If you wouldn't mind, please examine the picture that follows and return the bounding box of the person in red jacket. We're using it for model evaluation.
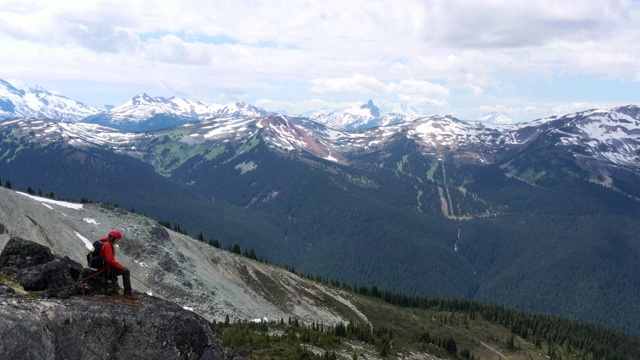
[99,229,136,299]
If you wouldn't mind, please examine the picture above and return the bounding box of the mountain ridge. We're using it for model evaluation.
[2,187,640,360]
[309,99,414,130]
[82,93,277,132]
[0,79,429,131]
[0,79,103,122]
[1,79,640,338]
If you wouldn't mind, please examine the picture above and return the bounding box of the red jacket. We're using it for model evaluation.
[99,237,124,270]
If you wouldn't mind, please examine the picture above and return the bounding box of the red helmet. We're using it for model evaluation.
[108,229,122,240]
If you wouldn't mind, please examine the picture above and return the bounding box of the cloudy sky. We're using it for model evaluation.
[1,0,640,122]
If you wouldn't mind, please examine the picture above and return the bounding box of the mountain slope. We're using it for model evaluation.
[310,100,412,130]
[0,187,368,326]
[82,94,275,132]
[2,186,639,360]
[0,79,103,121]
[1,105,640,337]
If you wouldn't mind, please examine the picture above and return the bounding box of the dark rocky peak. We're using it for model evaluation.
[361,99,381,117]
[132,93,167,105]
[0,237,244,360]
[612,104,640,119]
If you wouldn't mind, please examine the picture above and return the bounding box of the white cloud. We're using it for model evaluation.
[1,0,640,120]
[474,102,608,123]
[413,0,632,48]
[255,98,363,115]
[552,102,600,116]
[143,34,211,65]
[310,74,450,108]
[65,21,139,53]
[310,74,387,95]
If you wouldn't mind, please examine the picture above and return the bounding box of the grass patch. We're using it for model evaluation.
[0,273,29,296]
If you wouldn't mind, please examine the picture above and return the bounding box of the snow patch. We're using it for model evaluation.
[134,260,149,267]
[75,231,94,250]
[235,160,257,174]
[18,192,84,210]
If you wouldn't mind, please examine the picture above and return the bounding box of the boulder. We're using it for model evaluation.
[0,237,245,360]
[0,237,55,268]
[0,295,243,360]
[0,237,84,298]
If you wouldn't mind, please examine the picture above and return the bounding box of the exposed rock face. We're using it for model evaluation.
[0,295,240,360]
[0,237,83,299]
[0,237,244,360]
[0,187,366,328]
[0,236,55,268]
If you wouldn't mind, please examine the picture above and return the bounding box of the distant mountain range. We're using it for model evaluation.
[82,93,276,132]
[1,79,427,131]
[0,79,281,132]
[2,77,640,337]
[0,79,103,122]
[309,99,414,130]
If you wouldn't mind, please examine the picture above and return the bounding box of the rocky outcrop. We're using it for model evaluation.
[0,237,244,360]
[0,187,364,329]
[0,236,56,268]
[0,237,82,298]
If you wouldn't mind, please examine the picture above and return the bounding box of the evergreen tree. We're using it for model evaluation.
[231,243,241,254]
[507,334,515,350]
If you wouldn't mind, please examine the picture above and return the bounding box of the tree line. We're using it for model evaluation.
[4,175,639,359]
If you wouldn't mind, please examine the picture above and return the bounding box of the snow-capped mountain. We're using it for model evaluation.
[310,100,413,130]
[0,79,103,122]
[479,112,515,125]
[212,102,275,118]
[543,105,640,170]
[116,93,216,121]
[0,79,271,131]
[11,104,638,175]
[3,105,640,340]
[82,94,275,132]
[1,78,638,174]
[82,93,209,132]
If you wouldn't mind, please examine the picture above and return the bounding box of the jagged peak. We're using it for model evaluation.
[360,99,381,117]
[0,78,25,97]
[131,93,162,105]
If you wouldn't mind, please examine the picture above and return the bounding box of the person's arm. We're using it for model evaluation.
[101,242,123,270]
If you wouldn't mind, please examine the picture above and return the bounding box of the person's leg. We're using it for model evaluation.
[110,267,132,294]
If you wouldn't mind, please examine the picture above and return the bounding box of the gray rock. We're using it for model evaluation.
[14,263,48,290]
[41,257,84,298]
[0,237,55,268]
[9,251,83,298]
[0,284,13,296]
[0,187,366,330]
[0,237,245,360]
[0,295,244,360]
